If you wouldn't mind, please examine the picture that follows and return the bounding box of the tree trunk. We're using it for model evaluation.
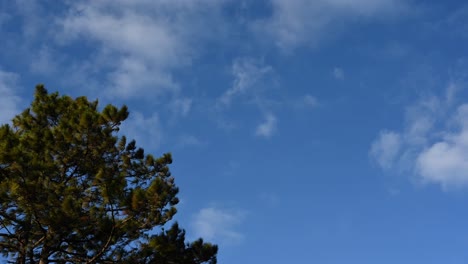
[39,249,49,264]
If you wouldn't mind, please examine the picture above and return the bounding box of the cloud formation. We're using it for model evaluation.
[120,111,162,152]
[0,70,21,125]
[29,46,59,75]
[175,134,203,149]
[218,58,278,138]
[255,0,409,50]
[256,113,277,138]
[191,206,245,244]
[416,104,468,188]
[370,82,468,189]
[303,95,320,107]
[370,131,402,169]
[218,58,273,107]
[58,0,226,99]
[333,67,344,80]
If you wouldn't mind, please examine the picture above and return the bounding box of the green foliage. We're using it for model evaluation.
[0,85,217,263]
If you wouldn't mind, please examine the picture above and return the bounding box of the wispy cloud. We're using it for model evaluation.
[120,111,162,151]
[175,134,203,149]
[0,70,21,125]
[29,46,59,75]
[370,81,468,189]
[416,104,468,189]
[170,97,192,117]
[191,206,245,245]
[13,0,49,39]
[218,58,273,107]
[433,5,468,39]
[303,94,320,107]
[217,58,280,138]
[57,0,226,99]
[370,131,402,169]
[255,113,277,138]
[291,94,321,111]
[333,67,344,80]
[254,0,410,51]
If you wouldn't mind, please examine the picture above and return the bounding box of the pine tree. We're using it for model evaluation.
[0,85,217,263]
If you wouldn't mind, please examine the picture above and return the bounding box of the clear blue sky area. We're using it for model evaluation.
[2,1,468,263]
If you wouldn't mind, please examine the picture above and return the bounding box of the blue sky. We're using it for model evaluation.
[2,0,468,263]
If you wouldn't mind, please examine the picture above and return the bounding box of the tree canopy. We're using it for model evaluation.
[0,85,217,263]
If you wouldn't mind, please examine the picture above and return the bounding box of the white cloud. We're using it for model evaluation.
[218,58,273,107]
[57,0,226,99]
[303,94,319,107]
[107,57,178,98]
[293,94,320,110]
[58,3,180,97]
[403,96,440,146]
[415,104,468,188]
[14,0,48,39]
[325,0,407,14]
[192,206,245,244]
[255,113,277,138]
[333,67,344,80]
[119,111,162,151]
[175,134,202,148]
[170,97,192,117]
[254,0,409,50]
[445,82,459,105]
[218,58,278,138]
[30,46,59,75]
[0,70,21,125]
[371,82,468,189]
[435,5,468,39]
[370,131,401,169]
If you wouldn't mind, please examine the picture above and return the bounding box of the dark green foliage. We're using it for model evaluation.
[0,85,217,263]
